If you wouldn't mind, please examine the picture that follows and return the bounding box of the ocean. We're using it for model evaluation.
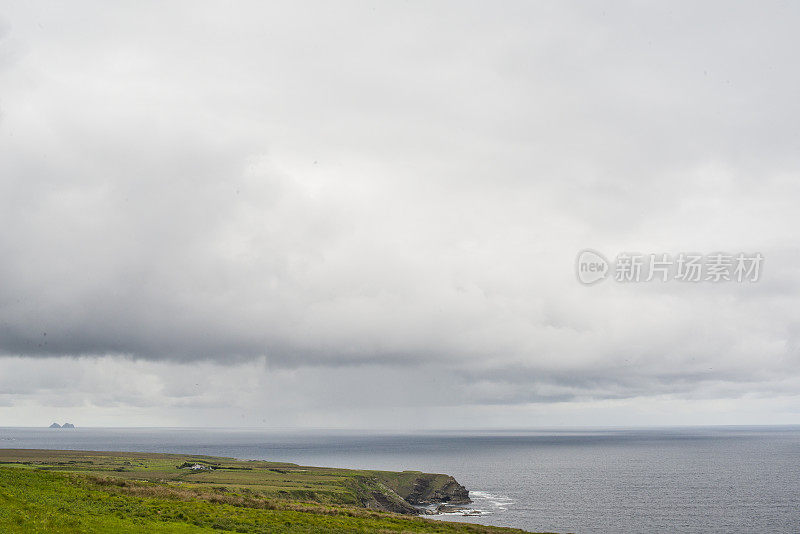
[1,426,798,533]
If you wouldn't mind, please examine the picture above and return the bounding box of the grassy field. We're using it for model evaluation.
[0,449,540,533]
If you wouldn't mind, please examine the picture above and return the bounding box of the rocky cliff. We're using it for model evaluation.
[359,481,421,514]
[365,471,471,513]
[400,473,471,505]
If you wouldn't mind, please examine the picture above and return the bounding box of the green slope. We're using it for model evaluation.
[0,449,546,533]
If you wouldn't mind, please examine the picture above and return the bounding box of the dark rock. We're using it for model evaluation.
[360,472,472,516]
[436,504,469,513]
[49,423,61,428]
[364,490,420,515]
[61,423,75,428]
[403,475,471,505]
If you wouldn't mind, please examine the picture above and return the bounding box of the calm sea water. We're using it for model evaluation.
[1,426,799,533]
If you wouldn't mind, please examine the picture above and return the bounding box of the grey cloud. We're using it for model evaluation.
[1,2,800,421]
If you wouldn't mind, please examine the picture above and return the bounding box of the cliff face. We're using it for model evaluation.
[364,471,471,513]
[360,483,421,515]
[351,471,471,514]
[399,473,471,505]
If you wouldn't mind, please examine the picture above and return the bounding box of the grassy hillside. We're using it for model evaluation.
[0,449,542,533]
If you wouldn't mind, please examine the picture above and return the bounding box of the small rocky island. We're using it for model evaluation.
[48,423,75,428]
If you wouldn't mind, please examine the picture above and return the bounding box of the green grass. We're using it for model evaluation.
[0,449,455,508]
[0,450,543,533]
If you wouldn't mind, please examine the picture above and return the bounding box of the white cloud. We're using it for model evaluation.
[0,1,799,426]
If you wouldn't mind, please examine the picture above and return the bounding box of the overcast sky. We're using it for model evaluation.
[1,1,800,428]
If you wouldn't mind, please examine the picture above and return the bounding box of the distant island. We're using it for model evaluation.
[48,423,75,428]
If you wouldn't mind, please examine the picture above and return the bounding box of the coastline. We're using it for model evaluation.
[0,448,536,533]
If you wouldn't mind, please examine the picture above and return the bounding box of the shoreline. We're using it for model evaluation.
[0,448,539,533]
